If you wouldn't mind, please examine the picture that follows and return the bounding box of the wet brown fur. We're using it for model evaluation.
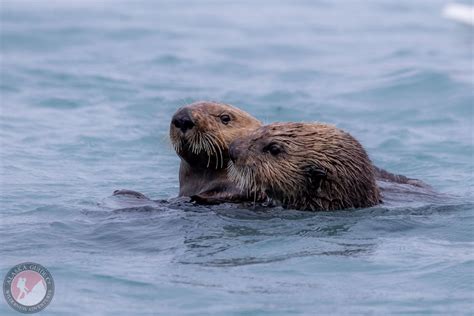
[228,122,382,211]
[170,101,262,202]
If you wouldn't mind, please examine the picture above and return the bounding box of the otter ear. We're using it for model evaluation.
[303,165,327,191]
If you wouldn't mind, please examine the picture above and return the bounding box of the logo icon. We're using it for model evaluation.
[3,262,54,314]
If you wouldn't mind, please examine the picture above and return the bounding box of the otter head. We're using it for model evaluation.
[228,122,380,211]
[170,101,262,171]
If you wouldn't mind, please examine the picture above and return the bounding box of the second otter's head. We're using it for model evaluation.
[228,122,381,211]
[170,101,262,170]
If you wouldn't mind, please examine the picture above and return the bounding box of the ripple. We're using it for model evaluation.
[341,70,464,104]
[34,97,83,109]
[1,0,473,314]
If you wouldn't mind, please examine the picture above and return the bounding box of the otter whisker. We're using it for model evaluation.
[216,137,226,169]
[203,134,216,168]
[191,133,203,155]
[210,136,219,170]
[215,139,224,170]
[203,134,215,168]
[189,134,196,154]
[206,133,224,170]
[196,134,203,154]
[206,151,211,168]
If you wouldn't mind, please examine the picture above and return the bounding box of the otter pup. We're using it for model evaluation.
[170,101,262,203]
[228,122,381,211]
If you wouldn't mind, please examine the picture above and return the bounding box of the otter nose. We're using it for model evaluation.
[229,141,242,163]
[172,109,194,133]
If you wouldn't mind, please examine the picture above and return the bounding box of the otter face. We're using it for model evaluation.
[228,122,380,210]
[228,123,317,205]
[170,101,261,170]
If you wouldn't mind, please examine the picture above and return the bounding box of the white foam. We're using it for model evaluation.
[442,3,474,26]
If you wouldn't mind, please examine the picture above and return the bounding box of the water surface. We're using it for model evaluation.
[0,0,473,315]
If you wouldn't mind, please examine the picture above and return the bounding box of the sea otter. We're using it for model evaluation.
[228,122,382,211]
[114,102,423,204]
[169,101,263,203]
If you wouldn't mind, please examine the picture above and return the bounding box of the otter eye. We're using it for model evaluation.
[264,143,282,156]
[220,114,231,125]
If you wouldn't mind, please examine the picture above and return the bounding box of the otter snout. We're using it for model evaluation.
[229,139,246,163]
[172,108,195,133]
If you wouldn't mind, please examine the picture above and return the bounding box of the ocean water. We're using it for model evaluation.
[0,0,473,315]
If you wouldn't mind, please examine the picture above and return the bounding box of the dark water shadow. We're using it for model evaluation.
[76,185,473,267]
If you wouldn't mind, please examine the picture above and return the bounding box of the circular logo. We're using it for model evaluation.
[3,262,54,314]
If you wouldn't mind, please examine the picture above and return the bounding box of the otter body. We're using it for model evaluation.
[228,122,382,211]
[170,101,262,203]
[114,102,425,206]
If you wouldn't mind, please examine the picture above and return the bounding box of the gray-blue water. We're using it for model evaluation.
[1,1,473,315]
